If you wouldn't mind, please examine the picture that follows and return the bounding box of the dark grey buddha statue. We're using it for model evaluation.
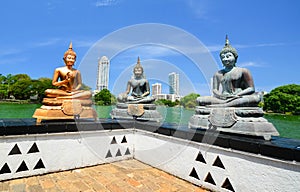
[189,36,279,140]
[197,35,262,107]
[117,57,155,104]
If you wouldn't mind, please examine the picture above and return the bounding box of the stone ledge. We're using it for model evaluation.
[0,118,132,136]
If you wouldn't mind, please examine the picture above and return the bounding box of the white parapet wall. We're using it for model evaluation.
[134,130,300,192]
[0,129,134,181]
[0,127,299,192]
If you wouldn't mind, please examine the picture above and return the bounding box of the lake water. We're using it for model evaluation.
[0,103,299,140]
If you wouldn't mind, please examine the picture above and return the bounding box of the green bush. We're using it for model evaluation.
[94,89,116,105]
[263,84,300,115]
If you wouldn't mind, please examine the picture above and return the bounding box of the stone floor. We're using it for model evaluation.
[0,159,209,192]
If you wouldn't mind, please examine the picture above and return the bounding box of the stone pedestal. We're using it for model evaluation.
[110,103,162,122]
[33,99,97,123]
[189,106,279,140]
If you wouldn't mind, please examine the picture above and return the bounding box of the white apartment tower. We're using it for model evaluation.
[168,72,179,95]
[152,83,162,96]
[96,56,110,91]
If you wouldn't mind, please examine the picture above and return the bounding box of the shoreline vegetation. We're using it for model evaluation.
[0,73,299,115]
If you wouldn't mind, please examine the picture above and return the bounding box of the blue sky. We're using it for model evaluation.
[0,0,299,96]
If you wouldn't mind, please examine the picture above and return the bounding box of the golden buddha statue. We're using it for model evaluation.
[33,43,97,122]
[44,42,92,100]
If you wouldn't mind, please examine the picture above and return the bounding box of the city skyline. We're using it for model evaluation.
[151,73,181,102]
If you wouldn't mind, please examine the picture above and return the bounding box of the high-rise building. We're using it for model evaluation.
[168,72,179,95]
[96,56,110,91]
[152,83,162,96]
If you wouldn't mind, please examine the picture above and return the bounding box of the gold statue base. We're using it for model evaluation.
[33,99,98,123]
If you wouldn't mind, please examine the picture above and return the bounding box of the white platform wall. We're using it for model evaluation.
[0,129,134,181]
[134,130,300,192]
[0,128,299,192]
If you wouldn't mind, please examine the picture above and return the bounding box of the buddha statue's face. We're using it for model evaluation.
[134,67,143,78]
[220,52,236,68]
[64,54,76,67]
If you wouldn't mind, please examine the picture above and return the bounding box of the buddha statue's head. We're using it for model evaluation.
[219,35,238,64]
[133,57,144,78]
[63,42,77,62]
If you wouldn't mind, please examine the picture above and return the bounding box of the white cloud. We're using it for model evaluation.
[30,38,96,49]
[0,49,21,57]
[95,0,119,7]
[207,42,286,53]
[73,40,96,48]
[116,45,179,59]
[239,61,262,68]
[187,0,209,19]
[206,45,223,52]
[47,2,56,10]
[32,38,61,47]
[256,43,286,47]
[0,57,27,65]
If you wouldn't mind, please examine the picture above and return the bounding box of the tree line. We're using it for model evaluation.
[0,74,55,101]
[1,74,298,115]
[0,73,90,102]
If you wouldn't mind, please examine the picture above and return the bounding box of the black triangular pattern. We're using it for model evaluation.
[195,151,206,164]
[115,149,122,157]
[212,156,225,169]
[27,143,40,154]
[105,150,112,158]
[204,172,216,185]
[33,159,45,170]
[110,136,117,144]
[189,167,200,180]
[0,163,11,174]
[221,178,235,192]
[124,148,131,155]
[121,136,127,143]
[16,161,29,172]
[8,144,22,155]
